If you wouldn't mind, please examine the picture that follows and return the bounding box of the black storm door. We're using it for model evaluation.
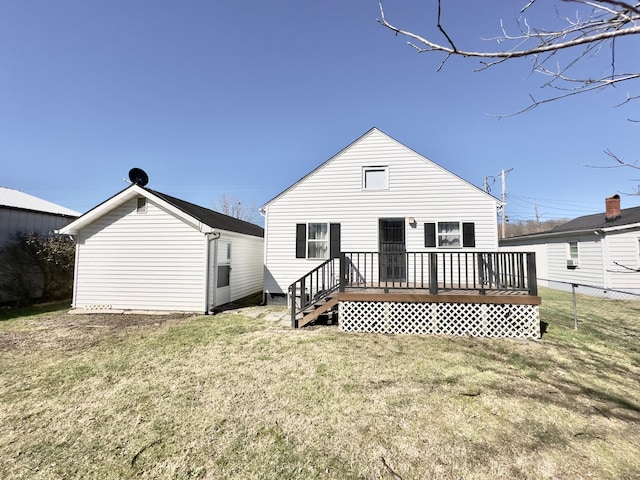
[379,218,406,282]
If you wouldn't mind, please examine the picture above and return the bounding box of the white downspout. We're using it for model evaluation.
[597,230,608,290]
[204,231,221,313]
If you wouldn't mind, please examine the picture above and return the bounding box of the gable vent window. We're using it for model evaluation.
[136,197,147,214]
[425,222,475,248]
[363,166,389,190]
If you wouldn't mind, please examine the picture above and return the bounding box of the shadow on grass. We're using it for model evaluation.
[211,291,264,314]
[0,300,71,322]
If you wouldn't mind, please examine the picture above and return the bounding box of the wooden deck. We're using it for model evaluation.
[340,288,541,305]
[296,287,541,328]
[290,251,540,329]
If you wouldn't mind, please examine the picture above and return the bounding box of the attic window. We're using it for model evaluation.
[363,166,388,190]
[136,197,147,214]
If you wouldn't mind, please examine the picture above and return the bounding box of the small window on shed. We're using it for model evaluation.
[137,197,147,214]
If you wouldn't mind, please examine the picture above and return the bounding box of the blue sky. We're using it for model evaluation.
[2,0,639,226]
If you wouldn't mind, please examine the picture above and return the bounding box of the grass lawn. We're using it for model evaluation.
[1,288,639,479]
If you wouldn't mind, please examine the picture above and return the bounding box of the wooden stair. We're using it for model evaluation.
[296,295,340,328]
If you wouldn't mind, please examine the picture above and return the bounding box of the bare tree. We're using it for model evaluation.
[214,195,257,223]
[378,0,640,114]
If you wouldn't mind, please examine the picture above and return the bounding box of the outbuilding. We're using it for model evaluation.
[59,184,264,313]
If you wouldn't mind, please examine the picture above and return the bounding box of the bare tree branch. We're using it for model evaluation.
[378,0,640,106]
[213,195,257,223]
[378,1,640,59]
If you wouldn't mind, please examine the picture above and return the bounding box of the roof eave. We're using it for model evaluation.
[57,185,214,235]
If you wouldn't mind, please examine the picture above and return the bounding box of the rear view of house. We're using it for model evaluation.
[261,128,540,338]
[59,181,263,313]
[261,128,502,303]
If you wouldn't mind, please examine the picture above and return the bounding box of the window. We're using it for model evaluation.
[296,223,341,259]
[363,166,388,190]
[425,222,475,248]
[438,222,461,247]
[136,197,147,214]
[307,223,328,259]
[567,241,579,268]
[568,242,578,259]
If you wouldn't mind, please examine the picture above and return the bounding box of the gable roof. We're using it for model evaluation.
[58,185,263,238]
[0,186,80,217]
[146,189,264,237]
[260,127,500,210]
[549,205,640,234]
[500,204,640,244]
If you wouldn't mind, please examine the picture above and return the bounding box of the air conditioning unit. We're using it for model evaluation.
[567,258,579,268]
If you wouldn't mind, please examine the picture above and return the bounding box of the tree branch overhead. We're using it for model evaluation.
[378,0,640,108]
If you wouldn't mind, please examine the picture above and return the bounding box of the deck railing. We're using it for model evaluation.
[288,257,340,328]
[289,251,537,328]
[341,251,537,295]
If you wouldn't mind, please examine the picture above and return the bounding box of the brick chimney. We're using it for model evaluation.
[605,194,621,221]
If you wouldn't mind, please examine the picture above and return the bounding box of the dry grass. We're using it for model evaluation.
[0,288,639,479]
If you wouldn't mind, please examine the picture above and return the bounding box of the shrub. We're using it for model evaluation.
[0,233,75,305]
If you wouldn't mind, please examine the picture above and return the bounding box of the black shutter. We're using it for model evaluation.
[462,222,475,247]
[296,224,306,258]
[330,223,341,258]
[424,223,436,247]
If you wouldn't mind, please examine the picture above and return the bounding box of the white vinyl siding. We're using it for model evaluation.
[263,129,500,295]
[547,237,603,286]
[73,198,206,311]
[604,230,640,294]
[219,231,264,303]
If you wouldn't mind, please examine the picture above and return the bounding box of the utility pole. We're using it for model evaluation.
[500,168,513,239]
[534,203,540,232]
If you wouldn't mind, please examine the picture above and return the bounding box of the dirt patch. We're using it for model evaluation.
[0,311,199,353]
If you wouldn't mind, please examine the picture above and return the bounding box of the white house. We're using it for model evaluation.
[500,194,640,297]
[58,184,264,313]
[260,127,503,305]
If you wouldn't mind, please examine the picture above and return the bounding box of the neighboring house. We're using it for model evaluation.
[0,186,79,245]
[58,184,264,313]
[260,127,540,338]
[0,187,80,302]
[500,194,640,297]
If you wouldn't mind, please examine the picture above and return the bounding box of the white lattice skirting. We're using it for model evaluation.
[339,301,540,339]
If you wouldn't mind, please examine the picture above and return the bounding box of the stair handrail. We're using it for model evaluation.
[288,257,340,328]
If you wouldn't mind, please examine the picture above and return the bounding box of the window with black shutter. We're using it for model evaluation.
[424,221,475,248]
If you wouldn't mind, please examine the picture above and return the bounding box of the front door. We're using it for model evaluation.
[216,241,231,305]
[379,218,406,282]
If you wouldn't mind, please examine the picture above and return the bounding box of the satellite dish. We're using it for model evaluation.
[128,168,149,187]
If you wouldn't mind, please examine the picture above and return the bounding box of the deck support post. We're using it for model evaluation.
[429,252,438,295]
[478,254,486,295]
[339,253,346,293]
[526,252,538,296]
[289,286,297,329]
